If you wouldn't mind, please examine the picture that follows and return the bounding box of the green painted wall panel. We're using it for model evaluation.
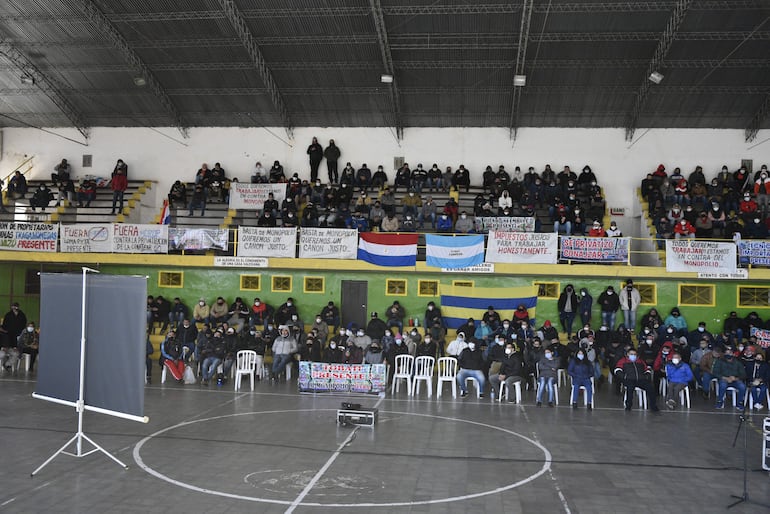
[2,263,768,335]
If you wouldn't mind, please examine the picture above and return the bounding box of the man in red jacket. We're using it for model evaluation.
[614,348,659,412]
[111,166,128,214]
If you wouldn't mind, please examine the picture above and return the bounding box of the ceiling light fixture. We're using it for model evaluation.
[133,76,147,87]
[648,71,664,84]
[20,75,35,85]
[380,74,393,84]
[513,75,527,87]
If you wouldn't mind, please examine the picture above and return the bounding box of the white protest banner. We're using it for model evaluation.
[0,222,58,252]
[214,256,268,268]
[169,228,229,251]
[299,227,357,259]
[665,240,737,273]
[560,236,630,263]
[486,231,558,264]
[474,216,535,233]
[112,224,169,253]
[60,224,112,253]
[238,226,296,257]
[229,183,286,210]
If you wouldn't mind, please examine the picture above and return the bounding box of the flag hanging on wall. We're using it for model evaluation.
[357,232,419,267]
[425,234,485,268]
[439,284,538,330]
[159,200,170,225]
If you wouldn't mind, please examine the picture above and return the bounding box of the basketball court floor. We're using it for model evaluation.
[1,374,768,513]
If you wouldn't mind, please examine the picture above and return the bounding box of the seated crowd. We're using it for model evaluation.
[165,137,608,235]
[145,288,769,414]
[642,162,770,245]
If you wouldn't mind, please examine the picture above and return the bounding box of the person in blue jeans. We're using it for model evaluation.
[568,350,593,409]
[271,327,297,380]
[536,349,559,406]
[597,285,620,330]
[457,341,486,398]
[713,347,746,410]
[665,352,694,409]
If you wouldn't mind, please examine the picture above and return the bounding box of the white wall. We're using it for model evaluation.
[1,126,767,224]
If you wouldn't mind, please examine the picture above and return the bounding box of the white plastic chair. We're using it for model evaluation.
[635,387,648,409]
[536,379,559,405]
[499,380,522,403]
[570,377,595,408]
[391,354,414,395]
[557,368,567,387]
[747,388,770,410]
[679,385,691,408]
[411,356,435,397]
[234,350,258,391]
[724,385,739,406]
[659,377,667,397]
[436,357,458,398]
[465,377,482,398]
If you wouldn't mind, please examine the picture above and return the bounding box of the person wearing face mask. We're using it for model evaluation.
[577,288,593,327]
[712,345,747,410]
[454,210,475,234]
[490,343,523,402]
[568,349,593,409]
[686,321,713,350]
[557,284,579,337]
[275,297,298,326]
[380,329,396,354]
[319,301,340,333]
[536,348,559,407]
[597,286,620,330]
[271,327,298,380]
[310,314,329,343]
[423,301,443,331]
[446,331,468,357]
[743,347,769,410]
[404,328,422,356]
[385,337,409,384]
[665,351,694,411]
[663,307,688,337]
[606,221,623,237]
[457,340,487,398]
[614,349,659,412]
[416,334,438,360]
[351,328,372,351]
[325,337,345,364]
[17,322,40,372]
[619,280,641,332]
[385,301,406,334]
[364,341,384,365]
[364,312,385,342]
[209,296,229,326]
[176,318,198,361]
[499,319,515,341]
[160,330,185,383]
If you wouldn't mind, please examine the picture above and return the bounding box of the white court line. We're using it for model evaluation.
[1,498,16,506]
[133,408,552,507]
[521,406,572,514]
[284,396,385,514]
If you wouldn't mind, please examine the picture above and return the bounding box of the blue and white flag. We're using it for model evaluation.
[425,234,485,269]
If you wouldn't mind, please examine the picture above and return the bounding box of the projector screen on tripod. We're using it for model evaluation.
[35,273,147,419]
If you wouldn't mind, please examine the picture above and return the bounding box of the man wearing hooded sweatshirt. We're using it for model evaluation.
[614,349,659,412]
[457,341,486,398]
[665,352,694,409]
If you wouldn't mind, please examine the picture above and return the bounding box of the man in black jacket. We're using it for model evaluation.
[598,285,621,330]
[489,342,523,402]
[614,349,659,411]
[457,341,486,398]
[307,137,324,182]
[366,312,387,341]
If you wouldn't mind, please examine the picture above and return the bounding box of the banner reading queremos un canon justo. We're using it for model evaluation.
[298,361,387,394]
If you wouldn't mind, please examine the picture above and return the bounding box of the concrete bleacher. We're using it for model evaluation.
[1,179,153,224]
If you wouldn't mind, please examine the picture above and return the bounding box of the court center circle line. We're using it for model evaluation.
[133,409,552,507]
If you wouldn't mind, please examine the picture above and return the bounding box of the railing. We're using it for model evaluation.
[1,155,34,185]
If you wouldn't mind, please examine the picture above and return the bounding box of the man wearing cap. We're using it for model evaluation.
[271,326,298,380]
[321,301,340,333]
[385,300,405,334]
[366,312,387,341]
[597,286,620,330]
[713,346,747,410]
[0,302,27,348]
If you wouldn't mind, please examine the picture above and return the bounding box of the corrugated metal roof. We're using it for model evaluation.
[0,0,766,133]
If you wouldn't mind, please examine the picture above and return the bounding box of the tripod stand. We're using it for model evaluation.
[727,412,770,509]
